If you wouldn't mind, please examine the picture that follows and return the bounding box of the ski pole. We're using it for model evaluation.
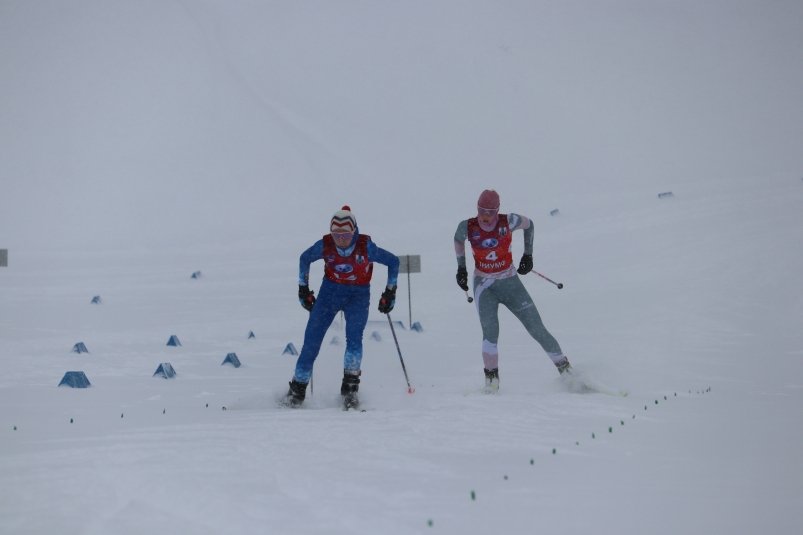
[387,314,415,394]
[531,269,564,289]
[464,289,474,303]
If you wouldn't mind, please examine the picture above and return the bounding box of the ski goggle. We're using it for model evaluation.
[331,231,354,241]
[477,207,499,217]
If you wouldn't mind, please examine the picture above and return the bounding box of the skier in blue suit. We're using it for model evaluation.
[285,205,399,409]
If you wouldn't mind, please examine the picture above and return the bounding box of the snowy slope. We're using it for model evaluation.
[2,2,803,534]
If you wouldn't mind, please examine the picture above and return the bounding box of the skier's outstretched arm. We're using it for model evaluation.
[453,220,469,290]
[507,213,533,255]
[367,241,399,289]
[509,213,534,274]
[298,240,324,286]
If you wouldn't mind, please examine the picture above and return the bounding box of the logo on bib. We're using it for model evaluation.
[335,264,354,274]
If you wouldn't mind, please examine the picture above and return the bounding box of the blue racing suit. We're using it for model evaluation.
[293,232,399,383]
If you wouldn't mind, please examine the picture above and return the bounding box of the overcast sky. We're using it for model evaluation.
[1,0,801,252]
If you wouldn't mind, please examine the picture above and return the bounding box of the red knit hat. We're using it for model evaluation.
[477,189,500,210]
[330,205,356,233]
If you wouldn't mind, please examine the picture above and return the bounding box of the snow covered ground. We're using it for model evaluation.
[2,2,802,534]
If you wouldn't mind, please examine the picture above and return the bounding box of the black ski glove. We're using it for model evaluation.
[517,254,533,275]
[378,285,396,314]
[298,285,316,311]
[456,267,469,291]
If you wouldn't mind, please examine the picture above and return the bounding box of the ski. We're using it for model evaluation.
[278,398,303,409]
[342,394,360,411]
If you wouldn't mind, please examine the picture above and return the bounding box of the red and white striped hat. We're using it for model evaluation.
[330,205,357,233]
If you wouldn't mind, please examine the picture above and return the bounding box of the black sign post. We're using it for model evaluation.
[397,255,421,328]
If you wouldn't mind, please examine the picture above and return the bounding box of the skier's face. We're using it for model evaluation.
[477,207,499,227]
[331,230,354,248]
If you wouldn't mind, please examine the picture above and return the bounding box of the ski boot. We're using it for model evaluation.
[556,357,572,375]
[341,371,361,410]
[283,379,308,408]
[484,368,500,394]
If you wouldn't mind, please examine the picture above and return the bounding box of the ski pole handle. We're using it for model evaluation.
[531,270,564,289]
